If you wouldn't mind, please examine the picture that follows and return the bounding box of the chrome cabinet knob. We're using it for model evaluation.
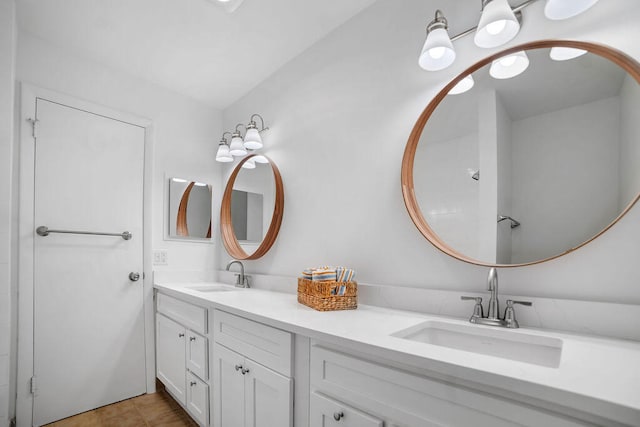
[241,367,250,375]
[129,272,140,282]
[235,364,243,371]
[190,381,196,387]
[189,336,196,341]
[178,333,185,338]
[333,411,344,421]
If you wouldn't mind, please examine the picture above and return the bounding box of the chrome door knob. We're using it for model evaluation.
[129,272,140,281]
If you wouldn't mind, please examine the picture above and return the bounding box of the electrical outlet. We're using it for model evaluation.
[153,250,168,265]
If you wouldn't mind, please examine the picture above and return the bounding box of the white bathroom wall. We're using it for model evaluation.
[222,0,640,304]
[16,32,222,272]
[0,1,16,424]
[511,96,621,263]
[495,94,512,265]
[620,74,640,210]
[477,89,500,263]
[415,133,479,259]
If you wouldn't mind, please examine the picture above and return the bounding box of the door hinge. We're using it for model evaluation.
[30,375,37,394]
[10,416,16,427]
[27,118,39,139]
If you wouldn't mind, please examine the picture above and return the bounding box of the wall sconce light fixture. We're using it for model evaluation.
[419,0,600,73]
[474,0,521,48]
[419,10,456,71]
[216,114,270,163]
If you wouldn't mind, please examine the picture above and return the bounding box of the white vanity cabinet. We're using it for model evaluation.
[156,293,210,426]
[310,344,595,427]
[310,392,384,427]
[212,309,294,427]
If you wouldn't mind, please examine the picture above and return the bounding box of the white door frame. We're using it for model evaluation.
[16,83,155,427]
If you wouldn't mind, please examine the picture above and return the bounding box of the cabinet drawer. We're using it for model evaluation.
[310,392,383,427]
[187,372,209,427]
[311,345,587,427]
[213,310,292,376]
[187,330,208,381]
[157,293,207,334]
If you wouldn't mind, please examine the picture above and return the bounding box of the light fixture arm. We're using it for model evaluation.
[450,0,535,41]
[233,123,246,136]
[220,131,233,143]
[426,9,448,34]
[249,114,269,132]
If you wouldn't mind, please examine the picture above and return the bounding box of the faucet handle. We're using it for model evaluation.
[461,296,484,321]
[508,300,532,307]
[504,299,532,329]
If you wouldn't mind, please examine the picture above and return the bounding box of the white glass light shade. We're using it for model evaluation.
[215,144,233,162]
[229,135,247,156]
[241,159,256,169]
[419,28,456,71]
[490,51,529,79]
[474,0,520,48]
[448,75,475,95]
[544,0,599,20]
[171,178,188,183]
[252,155,269,164]
[549,47,587,61]
[243,127,263,150]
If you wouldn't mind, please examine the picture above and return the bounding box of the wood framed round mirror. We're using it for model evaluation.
[221,154,284,260]
[402,40,640,267]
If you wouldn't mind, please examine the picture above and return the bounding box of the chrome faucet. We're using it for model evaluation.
[486,267,499,320]
[461,268,531,328]
[226,260,250,288]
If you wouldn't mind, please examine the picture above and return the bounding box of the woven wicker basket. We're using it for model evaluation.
[297,278,357,311]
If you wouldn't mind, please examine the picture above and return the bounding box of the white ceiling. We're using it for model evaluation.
[16,0,377,109]
[423,47,626,142]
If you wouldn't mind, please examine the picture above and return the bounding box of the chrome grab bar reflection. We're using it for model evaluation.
[36,226,132,240]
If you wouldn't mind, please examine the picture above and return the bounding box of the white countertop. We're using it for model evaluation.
[154,281,640,426]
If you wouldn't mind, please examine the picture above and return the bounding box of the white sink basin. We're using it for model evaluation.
[186,284,236,293]
[392,320,563,368]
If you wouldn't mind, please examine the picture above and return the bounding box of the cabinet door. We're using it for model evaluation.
[187,330,208,380]
[187,372,209,427]
[244,358,293,427]
[213,343,245,427]
[156,314,187,405]
[310,392,384,427]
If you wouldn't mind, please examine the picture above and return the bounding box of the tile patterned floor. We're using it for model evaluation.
[44,390,198,427]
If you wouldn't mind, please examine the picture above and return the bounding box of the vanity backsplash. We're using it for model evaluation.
[152,270,640,342]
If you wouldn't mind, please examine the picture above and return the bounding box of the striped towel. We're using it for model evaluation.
[301,268,314,280]
[336,266,355,283]
[311,267,337,282]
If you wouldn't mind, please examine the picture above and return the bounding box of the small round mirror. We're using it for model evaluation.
[220,155,284,260]
[402,41,640,267]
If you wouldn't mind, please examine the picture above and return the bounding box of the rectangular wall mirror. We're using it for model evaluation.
[167,177,212,241]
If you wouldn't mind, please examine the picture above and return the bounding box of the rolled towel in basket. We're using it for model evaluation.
[312,267,337,282]
[336,266,355,283]
[301,268,314,280]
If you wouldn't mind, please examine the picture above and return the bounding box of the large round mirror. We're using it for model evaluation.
[221,155,284,260]
[402,41,640,267]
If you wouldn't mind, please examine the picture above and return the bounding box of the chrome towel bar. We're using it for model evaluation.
[36,226,132,240]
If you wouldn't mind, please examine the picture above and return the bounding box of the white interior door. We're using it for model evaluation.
[32,98,146,425]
